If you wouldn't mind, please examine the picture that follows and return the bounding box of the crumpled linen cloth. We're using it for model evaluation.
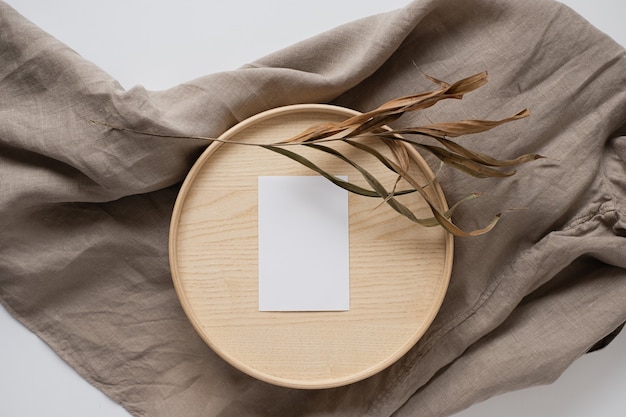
[1,0,625,416]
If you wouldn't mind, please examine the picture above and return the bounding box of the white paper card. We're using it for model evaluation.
[258,176,349,311]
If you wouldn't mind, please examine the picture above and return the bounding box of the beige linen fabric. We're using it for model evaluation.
[1,0,625,416]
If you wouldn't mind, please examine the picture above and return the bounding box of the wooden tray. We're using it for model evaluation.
[169,104,453,389]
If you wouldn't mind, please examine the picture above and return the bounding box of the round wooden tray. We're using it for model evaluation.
[169,104,453,389]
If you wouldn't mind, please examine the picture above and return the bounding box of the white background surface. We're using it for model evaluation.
[1,1,624,416]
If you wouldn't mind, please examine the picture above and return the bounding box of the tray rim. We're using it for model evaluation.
[168,103,454,389]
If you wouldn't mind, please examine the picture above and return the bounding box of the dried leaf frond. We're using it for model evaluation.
[91,71,542,237]
[270,71,540,236]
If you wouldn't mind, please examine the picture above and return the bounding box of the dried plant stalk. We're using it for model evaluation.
[262,71,542,236]
[90,71,542,237]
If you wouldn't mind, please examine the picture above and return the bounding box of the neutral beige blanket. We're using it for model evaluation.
[1,0,625,416]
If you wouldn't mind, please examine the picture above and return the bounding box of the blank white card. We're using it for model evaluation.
[258,176,350,311]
